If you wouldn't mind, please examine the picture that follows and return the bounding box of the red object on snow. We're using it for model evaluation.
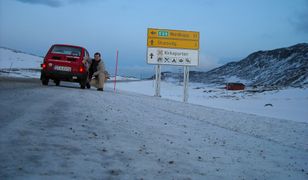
[225,83,245,90]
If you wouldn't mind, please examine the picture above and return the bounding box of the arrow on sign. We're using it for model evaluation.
[150,53,154,59]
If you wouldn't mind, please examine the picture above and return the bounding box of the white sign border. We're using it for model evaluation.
[147,47,199,66]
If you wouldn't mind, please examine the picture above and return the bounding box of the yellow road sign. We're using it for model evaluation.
[148,28,199,41]
[147,38,199,50]
[147,28,199,49]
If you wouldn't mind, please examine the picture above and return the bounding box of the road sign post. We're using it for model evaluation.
[147,28,200,102]
[113,49,119,93]
[183,66,189,103]
[155,64,161,97]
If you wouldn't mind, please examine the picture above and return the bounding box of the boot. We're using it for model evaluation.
[86,82,91,89]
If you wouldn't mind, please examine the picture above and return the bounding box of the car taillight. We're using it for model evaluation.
[79,66,85,73]
[41,63,47,69]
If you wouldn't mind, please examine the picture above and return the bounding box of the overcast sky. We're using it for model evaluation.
[0,0,307,76]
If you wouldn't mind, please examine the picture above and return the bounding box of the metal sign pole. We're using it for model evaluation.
[183,66,189,103]
[155,64,161,97]
[113,49,119,93]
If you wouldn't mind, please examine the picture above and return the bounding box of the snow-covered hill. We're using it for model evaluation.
[0,47,42,69]
[161,43,308,88]
[0,47,43,78]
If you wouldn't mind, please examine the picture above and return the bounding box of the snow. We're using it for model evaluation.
[0,79,307,179]
[0,69,41,78]
[110,75,139,81]
[0,47,42,69]
[224,75,252,85]
[106,80,308,123]
[0,47,42,78]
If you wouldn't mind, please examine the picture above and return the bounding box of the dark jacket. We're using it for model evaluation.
[88,59,105,78]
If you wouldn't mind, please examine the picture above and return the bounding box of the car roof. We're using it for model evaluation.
[52,44,85,49]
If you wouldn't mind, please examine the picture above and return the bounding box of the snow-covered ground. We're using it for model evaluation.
[1,46,307,123]
[109,75,140,82]
[107,80,308,123]
[1,78,307,179]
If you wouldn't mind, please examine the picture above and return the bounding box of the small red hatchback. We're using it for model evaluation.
[40,44,90,89]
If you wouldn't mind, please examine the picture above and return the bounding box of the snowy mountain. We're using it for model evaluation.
[162,43,308,88]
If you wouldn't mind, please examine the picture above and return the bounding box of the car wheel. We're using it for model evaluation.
[86,82,91,89]
[41,73,49,85]
[80,81,86,89]
[54,80,60,86]
[42,77,49,85]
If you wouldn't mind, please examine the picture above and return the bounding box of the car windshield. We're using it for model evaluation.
[51,46,82,57]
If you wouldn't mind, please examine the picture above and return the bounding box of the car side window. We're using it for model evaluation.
[84,50,89,59]
[84,50,90,61]
[83,50,91,67]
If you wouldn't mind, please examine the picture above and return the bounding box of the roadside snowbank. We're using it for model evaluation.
[107,80,308,123]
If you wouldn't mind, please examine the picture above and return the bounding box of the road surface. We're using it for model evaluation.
[0,77,307,180]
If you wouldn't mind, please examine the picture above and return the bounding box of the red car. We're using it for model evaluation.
[40,44,89,89]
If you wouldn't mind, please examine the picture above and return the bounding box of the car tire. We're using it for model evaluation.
[42,79,49,85]
[86,83,91,89]
[80,81,86,89]
[41,77,49,85]
[41,72,49,86]
[54,80,60,86]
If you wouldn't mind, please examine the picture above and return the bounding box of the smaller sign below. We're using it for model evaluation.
[147,38,199,50]
[147,47,199,66]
